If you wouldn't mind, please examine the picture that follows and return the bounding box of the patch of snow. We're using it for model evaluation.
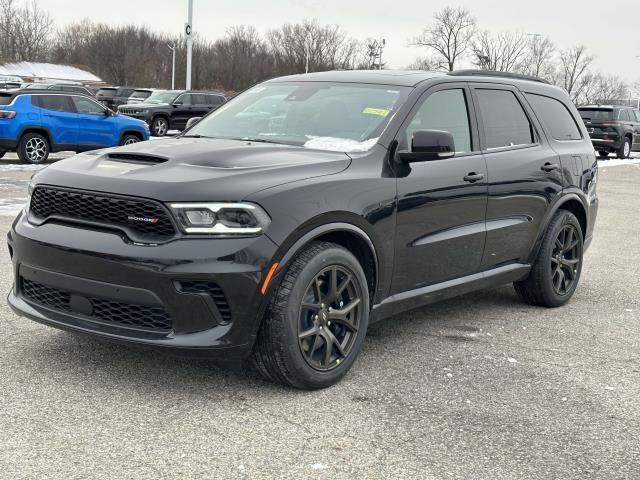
[0,61,101,83]
[311,464,328,470]
[446,373,453,378]
[604,386,615,391]
[507,357,518,364]
[0,163,47,172]
[303,136,379,153]
[597,158,640,167]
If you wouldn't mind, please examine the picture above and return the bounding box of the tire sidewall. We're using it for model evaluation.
[120,134,140,146]
[18,133,49,164]
[276,246,370,388]
[537,211,584,306]
[618,138,631,159]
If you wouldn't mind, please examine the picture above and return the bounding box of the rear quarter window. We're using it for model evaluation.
[526,93,582,141]
[0,93,13,105]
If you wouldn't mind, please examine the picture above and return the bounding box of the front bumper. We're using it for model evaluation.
[7,212,281,360]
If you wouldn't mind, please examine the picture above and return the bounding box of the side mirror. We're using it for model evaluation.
[103,109,113,116]
[185,117,202,129]
[399,130,455,163]
[172,102,182,108]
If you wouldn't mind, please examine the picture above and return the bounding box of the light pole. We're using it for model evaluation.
[185,0,193,90]
[167,43,176,89]
[378,39,386,70]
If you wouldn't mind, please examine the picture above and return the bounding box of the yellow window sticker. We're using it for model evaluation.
[362,107,390,117]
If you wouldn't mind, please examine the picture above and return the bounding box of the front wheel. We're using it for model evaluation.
[514,210,584,307]
[617,138,631,159]
[119,134,140,146]
[150,117,169,137]
[17,132,50,164]
[252,241,370,389]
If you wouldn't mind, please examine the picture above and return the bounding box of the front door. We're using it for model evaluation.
[72,95,117,147]
[469,84,564,270]
[391,84,488,295]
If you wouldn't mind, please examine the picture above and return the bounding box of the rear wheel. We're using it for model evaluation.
[617,137,631,159]
[150,116,169,137]
[119,133,140,146]
[514,210,583,307]
[252,241,370,389]
[17,132,50,164]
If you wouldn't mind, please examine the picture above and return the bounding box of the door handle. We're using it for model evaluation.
[541,163,560,172]
[463,172,484,183]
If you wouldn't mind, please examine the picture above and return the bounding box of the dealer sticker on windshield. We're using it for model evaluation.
[362,107,390,117]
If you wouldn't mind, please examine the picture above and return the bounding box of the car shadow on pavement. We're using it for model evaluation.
[14,285,524,393]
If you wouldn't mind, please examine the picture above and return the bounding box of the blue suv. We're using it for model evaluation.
[0,90,150,163]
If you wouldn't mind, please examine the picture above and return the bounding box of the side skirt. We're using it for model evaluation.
[370,263,531,323]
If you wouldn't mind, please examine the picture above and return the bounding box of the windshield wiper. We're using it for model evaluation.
[232,137,291,146]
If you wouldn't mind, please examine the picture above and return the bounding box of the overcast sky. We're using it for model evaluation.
[43,0,639,83]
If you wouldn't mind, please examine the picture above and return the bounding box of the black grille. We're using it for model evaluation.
[29,186,176,242]
[177,280,232,322]
[21,278,172,331]
[118,107,140,115]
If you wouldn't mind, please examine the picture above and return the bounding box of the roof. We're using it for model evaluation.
[0,62,101,83]
[269,70,445,87]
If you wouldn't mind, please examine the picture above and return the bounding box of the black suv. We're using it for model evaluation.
[578,105,640,158]
[117,90,228,136]
[96,86,136,110]
[8,70,598,389]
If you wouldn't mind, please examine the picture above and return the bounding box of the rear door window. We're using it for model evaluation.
[475,89,535,149]
[526,93,582,141]
[207,94,225,106]
[37,95,74,112]
[190,94,207,105]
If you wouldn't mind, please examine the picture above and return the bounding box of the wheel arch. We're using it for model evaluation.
[274,222,379,305]
[18,126,52,146]
[119,130,143,143]
[528,193,588,263]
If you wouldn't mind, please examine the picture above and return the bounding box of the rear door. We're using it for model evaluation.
[470,84,563,270]
[206,94,226,112]
[72,95,118,147]
[189,93,212,118]
[391,83,488,294]
[35,94,79,149]
[170,93,193,129]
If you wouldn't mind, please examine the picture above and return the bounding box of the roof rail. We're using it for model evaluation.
[448,69,551,84]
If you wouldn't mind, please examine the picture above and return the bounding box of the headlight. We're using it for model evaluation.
[168,202,271,236]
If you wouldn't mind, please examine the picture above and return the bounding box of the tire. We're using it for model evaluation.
[119,133,140,146]
[150,116,169,137]
[617,137,631,159]
[514,210,584,307]
[597,150,608,158]
[252,241,370,389]
[0,151,5,159]
[17,132,50,164]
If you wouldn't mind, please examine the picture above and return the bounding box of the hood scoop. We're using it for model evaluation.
[106,153,169,165]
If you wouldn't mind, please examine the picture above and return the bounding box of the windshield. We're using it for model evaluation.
[130,90,151,99]
[187,82,410,152]
[578,109,614,121]
[145,90,180,104]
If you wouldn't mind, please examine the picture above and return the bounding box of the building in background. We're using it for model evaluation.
[0,62,103,85]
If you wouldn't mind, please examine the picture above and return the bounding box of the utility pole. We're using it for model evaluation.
[378,39,386,70]
[168,43,176,89]
[185,0,193,90]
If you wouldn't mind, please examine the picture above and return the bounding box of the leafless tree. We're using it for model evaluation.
[558,45,595,101]
[0,0,53,62]
[578,73,629,105]
[517,35,556,80]
[471,30,528,72]
[411,6,476,71]
[406,56,438,71]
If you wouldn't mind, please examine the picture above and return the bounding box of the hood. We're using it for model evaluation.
[32,137,351,202]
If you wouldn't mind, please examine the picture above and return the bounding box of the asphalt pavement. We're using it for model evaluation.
[0,158,638,479]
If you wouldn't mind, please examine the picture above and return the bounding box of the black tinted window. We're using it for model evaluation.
[72,96,105,114]
[526,94,581,141]
[407,89,472,153]
[117,88,134,97]
[476,89,534,149]
[191,94,207,105]
[97,88,116,96]
[207,94,225,106]
[578,109,613,121]
[0,93,12,105]
[38,95,74,112]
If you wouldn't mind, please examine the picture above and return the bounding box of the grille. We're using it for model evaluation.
[177,280,232,322]
[29,186,176,242]
[21,278,172,331]
[119,107,140,115]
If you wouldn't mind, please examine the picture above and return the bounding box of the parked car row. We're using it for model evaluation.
[117,90,228,136]
[577,105,640,158]
[0,89,149,163]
